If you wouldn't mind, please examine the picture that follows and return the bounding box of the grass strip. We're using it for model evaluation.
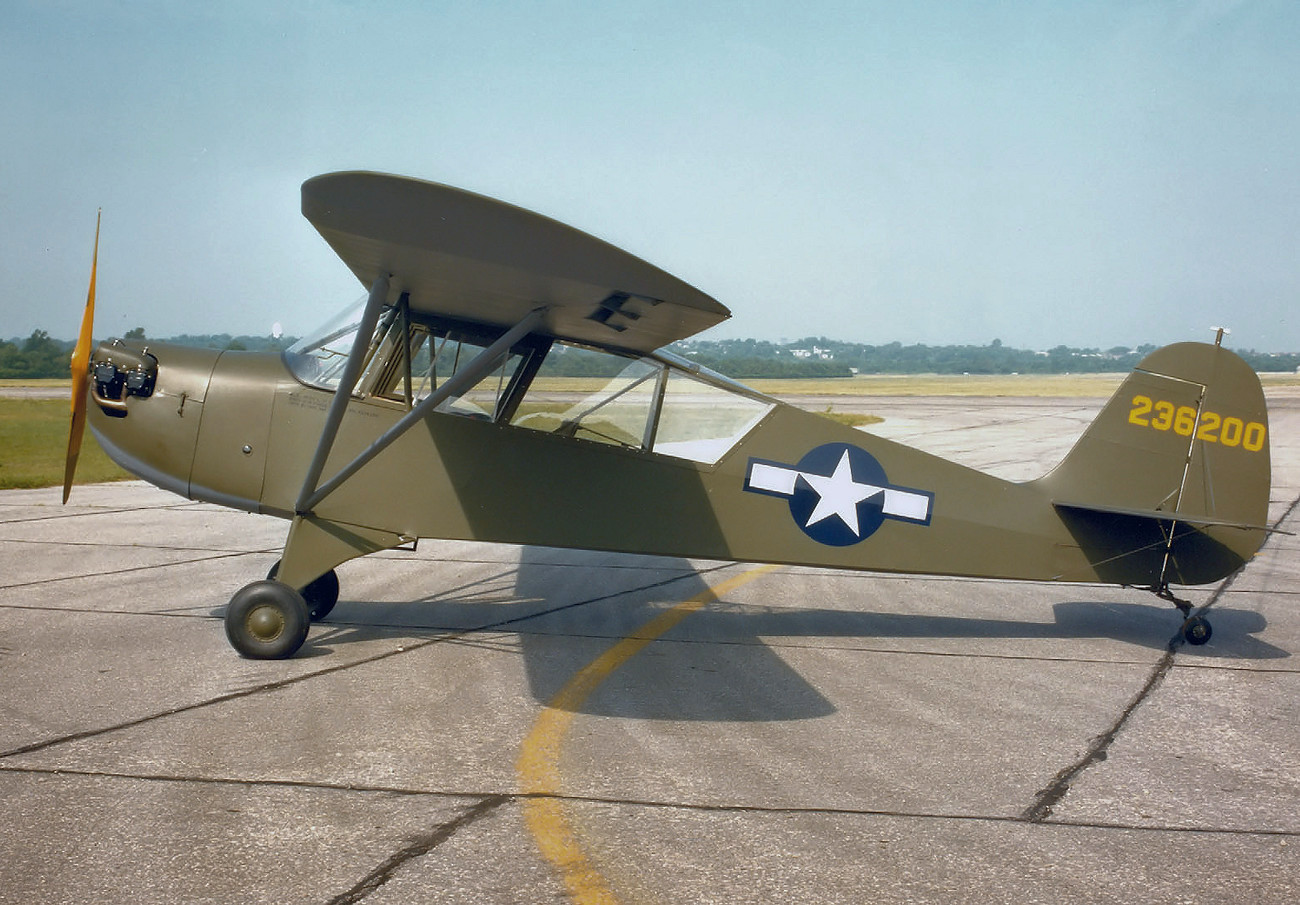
[0,398,131,490]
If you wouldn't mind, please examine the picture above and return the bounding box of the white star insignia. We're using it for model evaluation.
[799,450,883,537]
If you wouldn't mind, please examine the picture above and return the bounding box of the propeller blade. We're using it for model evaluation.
[62,210,100,504]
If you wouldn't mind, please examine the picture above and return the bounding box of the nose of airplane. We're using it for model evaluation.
[85,339,221,499]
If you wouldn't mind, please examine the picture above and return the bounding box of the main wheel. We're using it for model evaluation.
[1182,615,1212,646]
[266,562,340,621]
[225,580,310,659]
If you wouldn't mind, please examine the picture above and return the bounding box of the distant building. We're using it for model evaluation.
[789,346,835,360]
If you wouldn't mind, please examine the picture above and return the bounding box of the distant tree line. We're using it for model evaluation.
[672,355,853,379]
[0,328,297,378]
[157,332,298,353]
[0,331,69,379]
[671,337,1300,378]
[3,328,1298,380]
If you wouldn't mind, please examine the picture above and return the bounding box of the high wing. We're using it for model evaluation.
[302,171,731,354]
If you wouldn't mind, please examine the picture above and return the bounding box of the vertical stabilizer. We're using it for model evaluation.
[1033,341,1271,585]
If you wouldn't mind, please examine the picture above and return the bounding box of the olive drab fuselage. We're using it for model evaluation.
[87,336,1270,597]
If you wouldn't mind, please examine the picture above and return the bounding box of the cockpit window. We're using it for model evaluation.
[511,346,660,448]
[651,369,772,462]
[284,295,367,391]
[512,342,774,464]
[387,324,526,420]
[286,300,534,419]
[288,300,774,464]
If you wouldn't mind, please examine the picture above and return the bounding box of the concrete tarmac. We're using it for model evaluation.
[1,390,1297,904]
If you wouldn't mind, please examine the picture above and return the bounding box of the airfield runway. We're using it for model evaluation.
[1,390,1297,904]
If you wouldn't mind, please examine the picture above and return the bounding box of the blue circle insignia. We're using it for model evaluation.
[788,443,890,546]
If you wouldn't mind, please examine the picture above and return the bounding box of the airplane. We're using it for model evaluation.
[62,171,1274,659]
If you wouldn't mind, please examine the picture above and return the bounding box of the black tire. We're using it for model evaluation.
[266,562,340,621]
[1182,615,1213,646]
[225,580,310,659]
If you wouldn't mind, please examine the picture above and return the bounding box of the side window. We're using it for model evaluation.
[288,303,775,460]
[358,320,524,420]
[510,343,773,462]
[511,345,659,448]
[407,329,522,420]
[652,370,773,464]
[287,301,535,421]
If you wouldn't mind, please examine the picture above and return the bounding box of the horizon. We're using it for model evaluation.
[6,327,1298,360]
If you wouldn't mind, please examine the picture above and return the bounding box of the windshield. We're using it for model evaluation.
[284,296,367,391]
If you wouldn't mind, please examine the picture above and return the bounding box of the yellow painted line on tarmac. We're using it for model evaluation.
[516,564,779,905]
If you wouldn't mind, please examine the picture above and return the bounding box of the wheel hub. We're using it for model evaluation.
[245,604,286,642]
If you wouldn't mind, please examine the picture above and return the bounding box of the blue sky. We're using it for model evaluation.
[2,0,1298,351]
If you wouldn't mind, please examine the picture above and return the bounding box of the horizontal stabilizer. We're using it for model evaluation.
[1053,500,1284,535]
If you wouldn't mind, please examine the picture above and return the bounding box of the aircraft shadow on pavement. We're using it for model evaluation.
[295,547,1286,722]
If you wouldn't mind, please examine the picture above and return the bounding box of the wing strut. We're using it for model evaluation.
[398,292,413,409]
[296,303,548,515]
[295,274,392,514]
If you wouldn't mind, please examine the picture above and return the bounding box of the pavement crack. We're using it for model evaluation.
[0,566,726,760]
[1019,642,1179,822]
[0,763,503,801]
[0,548,281,592]
[518,790,1300,837]
[325,795,509,905]
[1020,490,1300,823]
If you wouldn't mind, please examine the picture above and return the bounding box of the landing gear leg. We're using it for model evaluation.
[267,561,340,621]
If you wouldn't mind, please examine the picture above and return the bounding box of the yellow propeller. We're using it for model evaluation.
[62,210,100,504]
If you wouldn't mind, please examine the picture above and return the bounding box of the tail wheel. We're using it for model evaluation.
[266,562,340,621]
[225,580,310,659]
[1182,615,1213,646]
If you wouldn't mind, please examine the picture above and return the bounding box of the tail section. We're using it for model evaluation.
[1034,341,1272,586]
